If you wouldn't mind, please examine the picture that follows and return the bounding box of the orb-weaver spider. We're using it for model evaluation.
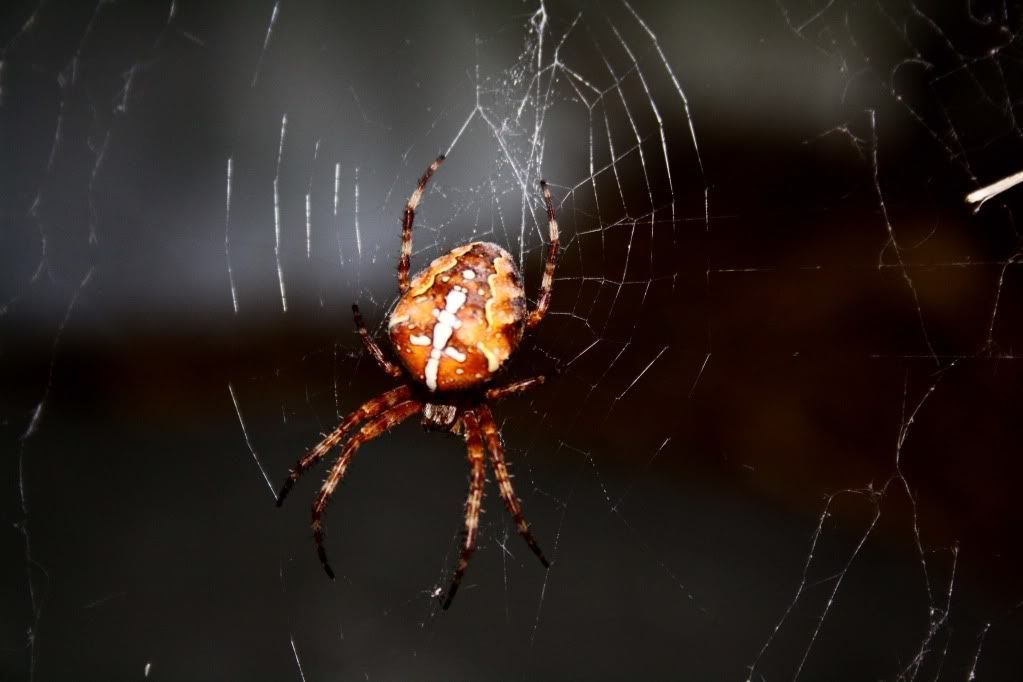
[277,155,560,608]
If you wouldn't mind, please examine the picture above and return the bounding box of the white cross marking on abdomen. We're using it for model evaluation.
[424,287,467,391]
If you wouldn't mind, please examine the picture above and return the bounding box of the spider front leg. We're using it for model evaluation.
[311,399,422,578]
[478,405,550,568]
[276,384,412,506]
[525,181,560,331]
[485,376,545,402]
[352,304,402,378]
[442,409,487,609]
[399,155,445,293]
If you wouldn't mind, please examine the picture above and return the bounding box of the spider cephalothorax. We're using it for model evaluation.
[277,155,559,609]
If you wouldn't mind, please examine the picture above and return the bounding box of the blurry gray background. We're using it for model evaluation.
[3,0,1023,680]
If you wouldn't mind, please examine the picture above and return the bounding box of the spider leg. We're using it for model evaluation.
[312,399,422,579]
[441,409,487,609]
[352,303,402,378]
[525,181,560,330]
[276,384,412,506]
[485,375,545,402]
[399,155,446,293]
[478,405,550,568]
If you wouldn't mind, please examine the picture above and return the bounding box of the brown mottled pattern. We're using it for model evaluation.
[389,241,526,391]
[276,384,413,506]
[422,402,459,430]
[478,404,550,568]
[398,155,445,293]
[526,180,560,330]
[442,409,487,609]
[280,167,557,609]
[311,399,422,579]
[406,243,473,296]
[352,303,402,378]
[485,375,545,402]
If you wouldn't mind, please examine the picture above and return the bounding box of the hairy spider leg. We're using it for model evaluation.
[312,399,423,579]
[485,375,545,402]
[442,409,487,609]
[398,155,446,293]
[352,303,402,378]
[478,405,550,568]
[276,384,413,506]
[526,181,560,331]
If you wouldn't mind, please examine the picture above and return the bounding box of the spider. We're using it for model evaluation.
[276,155,560,609]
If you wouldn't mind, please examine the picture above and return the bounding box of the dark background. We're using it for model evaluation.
[3,1,1023,680]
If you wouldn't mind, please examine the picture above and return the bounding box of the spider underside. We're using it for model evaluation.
[277,156,560,609]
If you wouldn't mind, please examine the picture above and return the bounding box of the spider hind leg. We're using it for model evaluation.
[479,404,550,568]
[276,384,413,506]
[441,408,487,609]
[311,399,422,579]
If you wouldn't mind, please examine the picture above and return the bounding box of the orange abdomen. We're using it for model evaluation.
[388,242,526,392]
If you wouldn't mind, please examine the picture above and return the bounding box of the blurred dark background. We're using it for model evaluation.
[3,0,1023,680]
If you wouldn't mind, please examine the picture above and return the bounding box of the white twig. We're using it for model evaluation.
[965,169,1023,208]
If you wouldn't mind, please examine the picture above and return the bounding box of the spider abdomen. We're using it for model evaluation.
[388,241,526,392]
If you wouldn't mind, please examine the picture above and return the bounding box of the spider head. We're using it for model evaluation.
[421,402,462,431]
[388,241,526,392]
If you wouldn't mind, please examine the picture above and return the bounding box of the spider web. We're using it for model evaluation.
[2,0,1022,680]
